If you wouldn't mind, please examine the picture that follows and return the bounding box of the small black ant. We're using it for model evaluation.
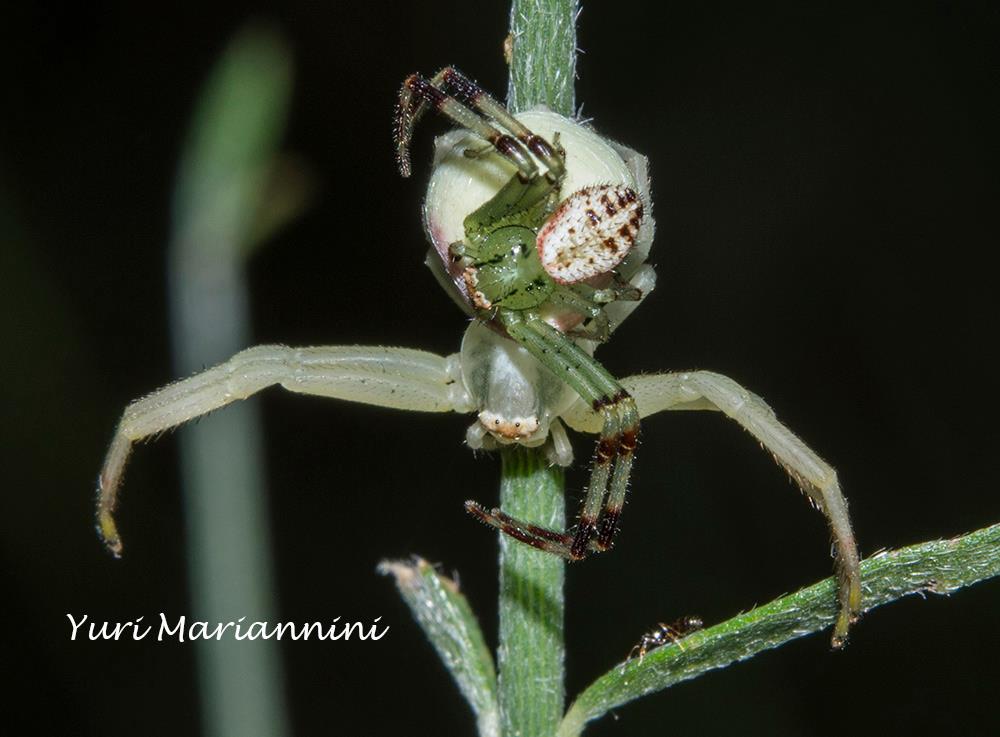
[625,616,704,665]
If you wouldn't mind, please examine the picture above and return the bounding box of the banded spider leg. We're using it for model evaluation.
[396,66,565,182]
[466,311,640,559]
[562,370,863,646]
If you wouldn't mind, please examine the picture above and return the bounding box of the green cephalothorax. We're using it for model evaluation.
[462,167,559,241]
[463,225,554,311]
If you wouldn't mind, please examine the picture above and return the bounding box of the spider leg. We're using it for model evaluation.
[464,502,576,557]
[547,280,647,343]
[589,273,644,303]
[98,345,468,557]
[562,370,862,646]
[397,66,565,182]
[548,286,611,342]
[465,311,639,560]
[428,67,566,181]
[396,73,537,181]
[547,417,574,467]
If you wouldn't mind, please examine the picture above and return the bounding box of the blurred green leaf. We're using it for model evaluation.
[173,23,307,261]
[169,24,299,737]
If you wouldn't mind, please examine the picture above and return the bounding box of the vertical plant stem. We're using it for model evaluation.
[501,5,578,735]
[498,447,566,737]
[507,0,579,116]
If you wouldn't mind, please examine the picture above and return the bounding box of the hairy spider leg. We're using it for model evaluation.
[425,67,566,182]
[466,311,639,559]
[396,66,565,182]
[464,506,578,557]
[396,74,536,181]
[561,370,863,646]
[96,346,464,557]
[520,315,639,556]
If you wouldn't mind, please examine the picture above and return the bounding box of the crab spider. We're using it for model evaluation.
[97,67,861,646]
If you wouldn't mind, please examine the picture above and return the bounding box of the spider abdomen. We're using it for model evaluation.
[537,184,643,284]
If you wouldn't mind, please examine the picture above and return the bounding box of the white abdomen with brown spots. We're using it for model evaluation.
[536,184,643,284]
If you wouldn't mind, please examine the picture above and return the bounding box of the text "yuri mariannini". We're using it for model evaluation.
[67,613,389,642]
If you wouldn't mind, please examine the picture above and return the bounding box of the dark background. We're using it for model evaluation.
[3,2,998,735]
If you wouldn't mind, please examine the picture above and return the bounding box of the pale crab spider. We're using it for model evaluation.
[97,67,861,645]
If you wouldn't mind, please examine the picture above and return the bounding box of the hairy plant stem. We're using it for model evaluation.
[498,448,566,737]
[500,4,578,735]
[507,0,579,117]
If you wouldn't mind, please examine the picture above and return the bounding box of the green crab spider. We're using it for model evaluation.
[96,67,861,646]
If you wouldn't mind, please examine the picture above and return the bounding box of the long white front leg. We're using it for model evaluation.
[98,345,469,556]
[562,370,862,645]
